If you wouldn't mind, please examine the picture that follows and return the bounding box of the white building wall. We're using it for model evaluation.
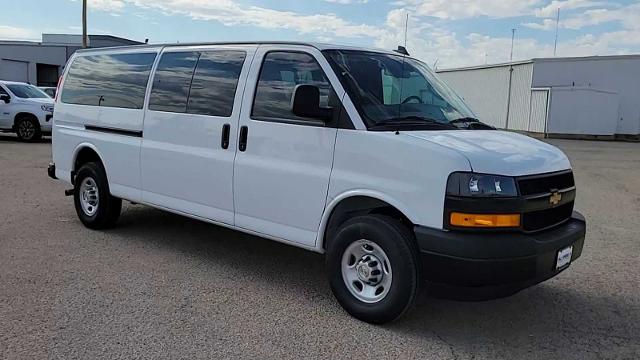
[437,65,511,128]
[533,56,640,135]
[507,63,534,131]
[438,62,534,131]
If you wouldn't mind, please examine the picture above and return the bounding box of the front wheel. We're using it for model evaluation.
[73,162,122,229]
[326,215,422,324]
[16,116,42,142]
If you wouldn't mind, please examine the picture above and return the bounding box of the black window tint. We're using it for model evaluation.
[61,53,156,109]
[187,51,246,117]
[149,52,199,113]
[0,86,8,96]
[252,52,332,121]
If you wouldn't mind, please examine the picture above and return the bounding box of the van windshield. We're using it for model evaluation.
[7,84,49,99]
[324,50,481,130]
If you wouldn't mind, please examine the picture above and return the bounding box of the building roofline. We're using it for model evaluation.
[437,53,640,73]
[532,54,640,63]
[436,60,534,73]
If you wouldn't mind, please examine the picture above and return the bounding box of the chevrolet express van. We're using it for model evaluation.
[48,42,586,324]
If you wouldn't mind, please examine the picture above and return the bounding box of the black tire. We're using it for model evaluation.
[15,116,42,142]
[73,162,122,229]
[326,215,422,324]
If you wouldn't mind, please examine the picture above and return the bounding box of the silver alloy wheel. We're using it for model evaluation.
[341,239,393,303]
[79,177,99,216]
[18,120,35,140]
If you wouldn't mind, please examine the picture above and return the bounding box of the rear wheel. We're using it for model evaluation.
[73,162,122,229]
[15,116,42,142]
[326,215,422,324]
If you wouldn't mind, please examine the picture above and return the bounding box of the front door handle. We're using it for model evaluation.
[221,123,230,149]
[239,126,248,152]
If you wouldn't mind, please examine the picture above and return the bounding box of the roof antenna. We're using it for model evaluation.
[394,11,410,56]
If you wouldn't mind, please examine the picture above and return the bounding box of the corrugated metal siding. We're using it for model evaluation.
[438,66,511,128]
[529,90,549,133]
[507,63,534,131]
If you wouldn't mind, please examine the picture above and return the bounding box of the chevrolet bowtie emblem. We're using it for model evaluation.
[550,192,562,206]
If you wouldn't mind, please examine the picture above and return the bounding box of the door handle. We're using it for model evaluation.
[221,123,230,149]
[238,126,248,152]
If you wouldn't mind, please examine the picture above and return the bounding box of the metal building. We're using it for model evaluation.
[0,34,143,86]
[437,55,640,138]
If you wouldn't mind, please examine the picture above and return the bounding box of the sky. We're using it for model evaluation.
[1,0,639,68]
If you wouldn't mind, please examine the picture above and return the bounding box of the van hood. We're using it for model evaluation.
[404,130,571,176]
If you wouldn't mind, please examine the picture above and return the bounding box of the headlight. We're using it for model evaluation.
[446,172,518,197]
[41,104,54,112]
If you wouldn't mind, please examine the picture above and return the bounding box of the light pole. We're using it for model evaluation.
[82,0,88,48]
[510,28,516,62]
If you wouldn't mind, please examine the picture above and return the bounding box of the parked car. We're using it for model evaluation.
[0,81,54,141]
[39,87,57,98]
[48,42,586,324]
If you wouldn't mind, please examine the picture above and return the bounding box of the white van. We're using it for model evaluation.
[0,81,55,141]
[48,42,586,324]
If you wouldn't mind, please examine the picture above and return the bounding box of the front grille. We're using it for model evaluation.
[518,171,575,196]
[523,201,574,232]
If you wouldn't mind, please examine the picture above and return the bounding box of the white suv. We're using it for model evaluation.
[0,81,55,141]
[48,42,586,324]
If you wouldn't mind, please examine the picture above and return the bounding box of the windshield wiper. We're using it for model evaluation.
[371,116,458,130]
[448,117,496,130]
[448,117,481,124]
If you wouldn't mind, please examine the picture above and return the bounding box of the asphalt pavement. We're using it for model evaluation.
[0,134,638,359]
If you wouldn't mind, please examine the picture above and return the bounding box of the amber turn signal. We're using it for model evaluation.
[450,212,520,228]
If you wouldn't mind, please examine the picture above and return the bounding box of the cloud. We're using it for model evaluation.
[70,0,125,12]
[0,25,38,41]
[533,0,613,18]
[523,3,640,31]
[324,0,369,4]
[124,0,383,38]
[392,0,543,19]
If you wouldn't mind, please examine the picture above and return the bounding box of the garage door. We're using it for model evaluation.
[0,59,29,83]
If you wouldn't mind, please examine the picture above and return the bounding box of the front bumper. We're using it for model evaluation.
[415,211,586,300]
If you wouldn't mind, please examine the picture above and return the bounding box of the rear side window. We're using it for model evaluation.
[149,50,246,117]
[61,53,156,109]
[187,51,246,117]
[252,52,332,122]
[148,52,199,113]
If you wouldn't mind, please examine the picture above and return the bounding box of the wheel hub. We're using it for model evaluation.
[355,255,383,285]
[341,239,393,303]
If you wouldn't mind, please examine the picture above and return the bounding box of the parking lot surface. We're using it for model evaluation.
[0,135,639,359]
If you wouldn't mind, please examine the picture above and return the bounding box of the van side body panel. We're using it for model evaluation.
[323,129,472,247]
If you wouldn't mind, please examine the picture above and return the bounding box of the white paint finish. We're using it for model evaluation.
[327,130,472,231]
[233,45,339,247]
[529,90,549,133]
[533,57,640,135]
[140,44,257,225]
[50,42,579,256]
[507,63,534,131]
[406,130,571,176]
[547,87,619,136]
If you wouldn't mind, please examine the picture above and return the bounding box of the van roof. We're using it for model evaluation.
[75,41,401,56]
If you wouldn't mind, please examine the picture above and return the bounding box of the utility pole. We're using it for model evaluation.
[510,28,516,62]
[82,0,88,48]
[553,8,560,56]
